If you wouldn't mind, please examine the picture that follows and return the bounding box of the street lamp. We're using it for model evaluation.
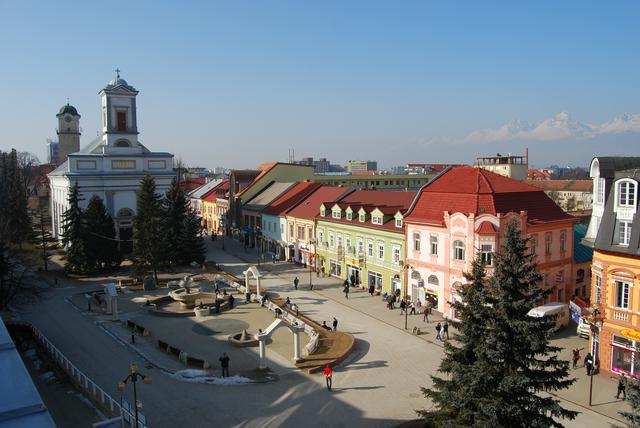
[584,304,604,406]
[117,363,152,428]
[309,239,316,290]
[399,262,412,330]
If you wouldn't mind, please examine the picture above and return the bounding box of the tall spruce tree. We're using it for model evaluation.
[31,205,57,271]
[162,178,187,267]
[5,150,30,246]
[133,176,165,283]
[419,221,577,427]
[84,195,121,270]
[178,204,205,265]
[61,185,88,273]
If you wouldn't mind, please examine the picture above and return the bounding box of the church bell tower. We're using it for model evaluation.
[56,103,81,164]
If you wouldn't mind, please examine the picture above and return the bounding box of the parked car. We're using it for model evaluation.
[527,302,570,332]
[577,318,591,339]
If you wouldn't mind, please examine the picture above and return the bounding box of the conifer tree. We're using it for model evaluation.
[84,195,121,270]
[162,178,187,267]
[61,184,88,273]
[31,205,57,271]
[419,221,577,427]
[4,150,30,246]
[133,176,165,283]
[178,204,205,265]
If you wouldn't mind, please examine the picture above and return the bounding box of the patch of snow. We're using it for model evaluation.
[171,369,253,385]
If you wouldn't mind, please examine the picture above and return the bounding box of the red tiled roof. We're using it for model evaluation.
[405,166,573,225]
[262,182,323,216]
[286,186,355,220]
[179,177,207,192]
[525,179,592,192]
[339,189,417,207]
[477,221,497,234]
[202,180,230,202]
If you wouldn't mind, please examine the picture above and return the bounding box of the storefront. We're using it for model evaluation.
[329,259,342,277]
[610,329,640,378]
[346,264,361,286]
[368,271,383,292]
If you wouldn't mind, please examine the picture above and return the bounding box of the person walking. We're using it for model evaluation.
[616,375,627,400]
[323,365,333,391]
[584,352,594,376]
[350,274,356,288]
[571,348,583,369]
[332,317,338,332]
[228,294,235,309]
[294,277,299,290]
[369,281,375,296]
[409,301,416,315]
[322,321,332,330]
[443,321,449,340]
[219,352,230,377]
[435,322,442,340]
[399,299,406,315]
[422,306,429,323]
[344,284,349,299]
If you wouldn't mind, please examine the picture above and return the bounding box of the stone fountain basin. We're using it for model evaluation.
[169,287,203,308]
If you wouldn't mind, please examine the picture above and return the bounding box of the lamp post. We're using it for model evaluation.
[399,262,412,330]
[309,239,316,290]
[584,304,604,406]
[117,363,152,428]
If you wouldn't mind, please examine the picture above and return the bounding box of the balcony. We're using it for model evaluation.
[609,308,631,323]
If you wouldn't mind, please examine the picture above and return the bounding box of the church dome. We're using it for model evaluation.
[58,103,80,117]
[109,77,129,87]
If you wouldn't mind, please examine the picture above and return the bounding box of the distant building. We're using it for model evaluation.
[346,160,377,173]
[527,168,553,180]
[394,163,456,175]
[311,172,433,191]
[46,139,59,165]
[525,179,593,212]
[293,157,337,173]
[475,150,528,180]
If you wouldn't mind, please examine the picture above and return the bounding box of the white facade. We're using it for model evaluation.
[49,74,175,245]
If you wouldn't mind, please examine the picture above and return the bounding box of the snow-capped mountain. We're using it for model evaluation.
[464,111,640,143]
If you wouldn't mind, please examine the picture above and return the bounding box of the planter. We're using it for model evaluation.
[194,306,211,317]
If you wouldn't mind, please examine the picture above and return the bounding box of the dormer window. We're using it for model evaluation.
[320,207,326,217]
[372,216,383,225]
[617,220,632,246]
[395,218,403,228]
[346,212,352,220]
[618,180,637,207]
[359,214,365,222]
[332,210,341,219]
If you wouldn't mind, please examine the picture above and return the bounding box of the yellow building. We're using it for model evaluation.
[590,167,640,376]
[201,179,229,234]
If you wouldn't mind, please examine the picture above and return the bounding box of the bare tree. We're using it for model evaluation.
[17,151,41,196]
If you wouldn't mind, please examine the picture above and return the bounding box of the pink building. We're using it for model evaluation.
[404,166,579,318]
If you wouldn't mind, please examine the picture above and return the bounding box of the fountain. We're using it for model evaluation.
[168,276,203,309]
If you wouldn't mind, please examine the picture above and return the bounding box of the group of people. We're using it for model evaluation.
[571,348,597,375]
[321,317,339,331]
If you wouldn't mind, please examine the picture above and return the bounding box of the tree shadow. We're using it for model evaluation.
[332,386,385,391]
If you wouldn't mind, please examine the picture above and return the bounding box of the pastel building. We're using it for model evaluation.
[315,190,415,294]
[404,166,578,318]
[201,179,230,234]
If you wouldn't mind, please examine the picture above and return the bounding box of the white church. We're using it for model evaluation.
[49,72,175,251]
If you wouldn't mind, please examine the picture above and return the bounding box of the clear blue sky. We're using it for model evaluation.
[1,1,639,168]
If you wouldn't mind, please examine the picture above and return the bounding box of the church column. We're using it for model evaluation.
[292,330,302,363]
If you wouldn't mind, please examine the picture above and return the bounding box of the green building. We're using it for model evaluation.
[314,190,416,295]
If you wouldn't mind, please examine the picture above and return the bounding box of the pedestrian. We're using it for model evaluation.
[389,294,396,309]
[322,321,332,330]
[275,307,283,318]
[219,352,230,377]
[584,352,594,376]
[294,277,299,290]
[422,306,429,323]
[350,274,356,288]
[316,268,320,278]
[292,303,299,317]
[285,297,291,308]
[323,365,333,391]
[409,301,416,315]
[616,375,627,400]
[369,282,375,296]
[344,284,349,299]
[228,294,235,309]
[261,294,268,307]
[272,253,276,263]
[399,299,406,315]
[321,266,325,277]
[571,348,583,369]
[435,322,442,340]
[332,317,338,332]
[443,321,449,340]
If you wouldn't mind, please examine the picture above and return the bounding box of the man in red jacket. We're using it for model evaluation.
[323,365,333,391]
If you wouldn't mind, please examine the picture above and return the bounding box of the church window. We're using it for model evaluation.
[117,111,127,131]
[115,140,131,148]
[112,160,136,169]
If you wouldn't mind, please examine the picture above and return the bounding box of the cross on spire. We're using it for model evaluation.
[66,97,69,105]
[115,68,121,79]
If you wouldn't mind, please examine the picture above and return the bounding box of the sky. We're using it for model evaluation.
[1,1,639,169]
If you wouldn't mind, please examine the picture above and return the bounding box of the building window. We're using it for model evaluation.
[378,243,384,260]
[530,235,538,255]
[337,234,343,249]
[345,236,351,252]
[576,269,585,284]
[597,178,605,204]
[346,212,352,220]
[117,111,127,131]
[76,160,96,170]
[318,230,324,245]
[545,233,552,256]
[595,275,601,305]
[560,231,566,253]
[618,221,632,246]
[289,223,294,238]
[480,244,493,266]
[367,240,374,257]
[430,235,438,255]
[359,214,365,222]
[413,232,421,252]
[320,207,326,217]
[332,210,341,219]
[618,181,637,207]
[329,232,334,247]
[297,226,305,240]
[115,139,131,147]
[395,218,403,228]
[392,246,401,264]
[357,239,364,255]
[372,216,383,225]
[615,280,631,309]
[148,160,166,169]
[111,160,135,169]
[453,240,465,261]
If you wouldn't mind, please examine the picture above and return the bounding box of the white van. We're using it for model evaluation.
[527,303,570,332]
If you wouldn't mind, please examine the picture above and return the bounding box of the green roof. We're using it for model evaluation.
[574,224,593,264]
